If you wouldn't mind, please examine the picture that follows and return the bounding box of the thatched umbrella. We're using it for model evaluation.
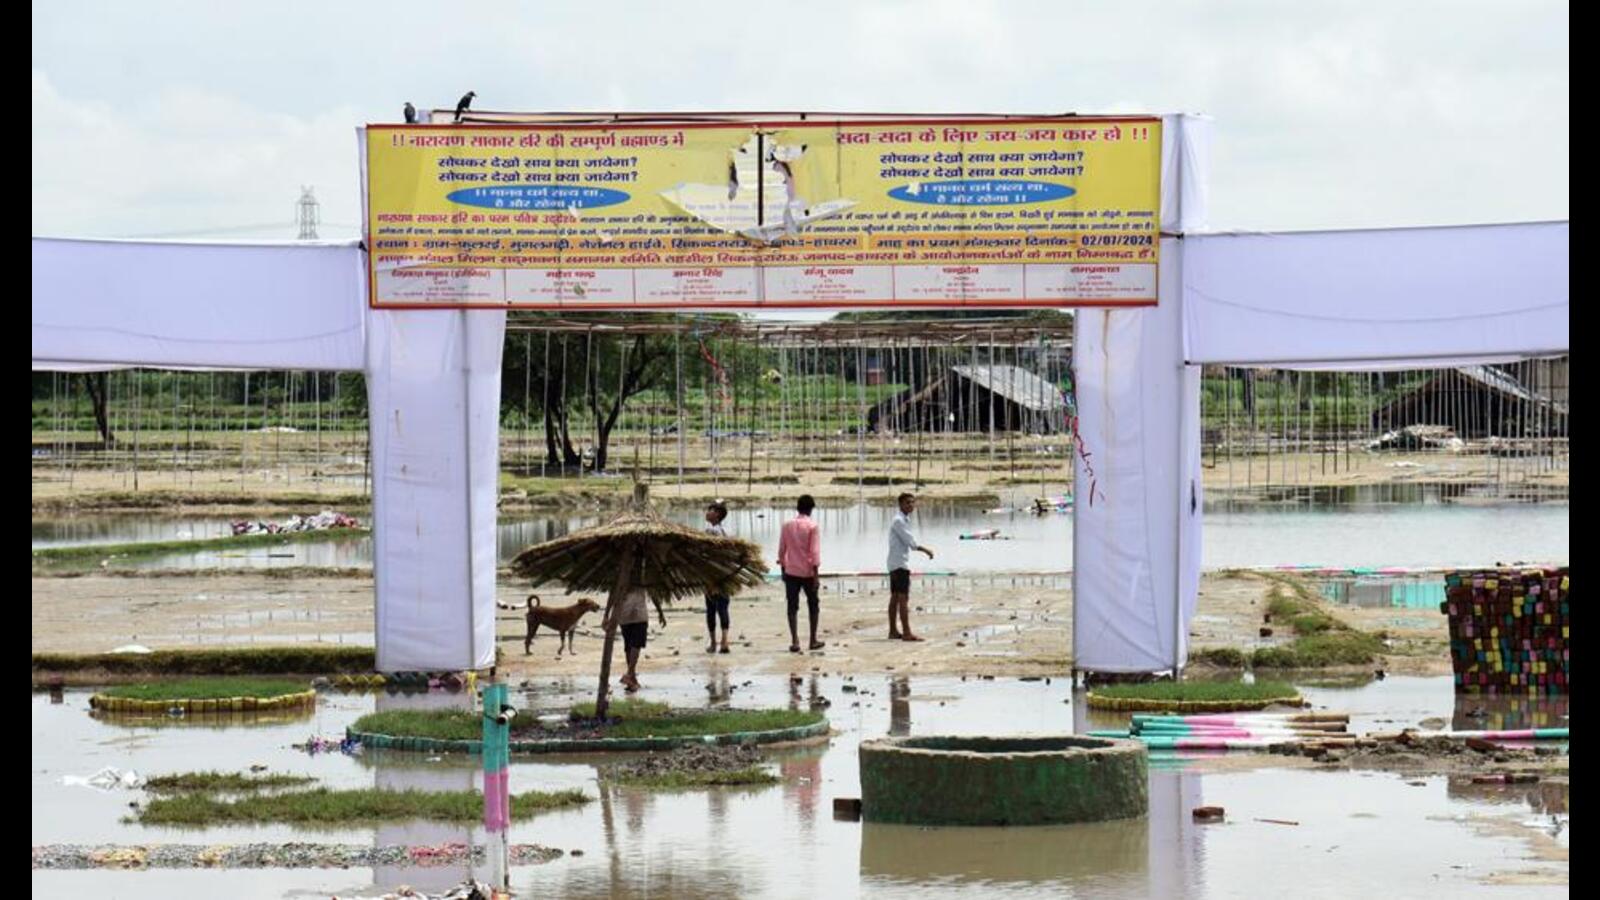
[509,482,768,718]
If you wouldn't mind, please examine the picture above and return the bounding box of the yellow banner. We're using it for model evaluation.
[365,116,1161,308]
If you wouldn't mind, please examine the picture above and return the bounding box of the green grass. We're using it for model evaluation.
[570,699,670,719]
[101,678,307,701]
[352,709,482,741]
[603,709,822,739]
[354,703,824,743]
[605,766,780,788]
[133,787,589,826]
[33,647,374,675]
[144,771,316,794]
[1263,576,1349,636]
[1190,647,1249,668]
[1091,680,1299,702]
[31,528,369,567]
[1252,632,1386,668]
[32,492,372,513]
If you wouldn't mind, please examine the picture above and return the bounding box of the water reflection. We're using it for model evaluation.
[30,675,1570,899]
[1314,576,1446,610]
[34,490,1571,574]
[1446,777,1569,815]
[888,678,911,737]
[859,770,1199,896]
[1452,692,1568,732]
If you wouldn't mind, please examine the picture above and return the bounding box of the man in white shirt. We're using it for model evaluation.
[886,492,934,641]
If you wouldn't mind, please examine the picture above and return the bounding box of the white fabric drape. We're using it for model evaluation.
[32,238,367,371]
[1182,222,1569,367]
[1160,114,1211,234]
[365,308,506,671]
[1072,237,1203,673]
[32,236,506,672]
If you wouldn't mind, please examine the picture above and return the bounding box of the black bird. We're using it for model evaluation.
[403,102,417,124]
[454,91,476,123]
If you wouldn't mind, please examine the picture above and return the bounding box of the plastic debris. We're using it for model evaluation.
[230,509,361,536]
[293,735,362,756]
[62,767,146,790]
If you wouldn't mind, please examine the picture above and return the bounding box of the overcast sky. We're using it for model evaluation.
[33,1,1567,241]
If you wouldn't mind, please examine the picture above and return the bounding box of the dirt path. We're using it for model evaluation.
[31,570,1449,679]
[33,442,1564,513]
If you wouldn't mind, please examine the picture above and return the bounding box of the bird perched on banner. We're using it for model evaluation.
[454,91,476,123]
[403,102,417,124]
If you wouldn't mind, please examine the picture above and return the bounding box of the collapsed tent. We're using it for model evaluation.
[868,364,1071,434]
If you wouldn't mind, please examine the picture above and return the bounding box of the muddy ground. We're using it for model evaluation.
[30,570,1450,679]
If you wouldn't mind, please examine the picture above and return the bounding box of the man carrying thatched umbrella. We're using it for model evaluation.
[607,559,665,693]
[510,481,767,719]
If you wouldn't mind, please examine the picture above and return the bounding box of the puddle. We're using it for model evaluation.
[32,675,1565,897]
[1314,576,1448,610]
[35,495,1569,573]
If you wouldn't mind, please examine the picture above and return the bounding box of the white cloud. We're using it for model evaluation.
[32,70,364,238]
[31,1,1567,236]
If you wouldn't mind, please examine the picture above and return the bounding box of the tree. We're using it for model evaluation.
[587,334,668,472]
[83,373,113,443]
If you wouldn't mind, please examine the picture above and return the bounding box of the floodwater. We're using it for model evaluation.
[32,675,1566,898]
[32,483,1570,573]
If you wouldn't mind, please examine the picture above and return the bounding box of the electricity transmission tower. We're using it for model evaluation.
[296,186,321,240]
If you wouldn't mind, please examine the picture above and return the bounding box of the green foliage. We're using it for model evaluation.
[33,647,374,675]
[101,678,307,701]
[1091,681,1298,702]
[134,787,589,825]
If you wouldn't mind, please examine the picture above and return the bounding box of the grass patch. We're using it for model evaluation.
[604,709,822,739]
[605,767,780,788]
[1262,573,1350,635]
[1091,680,1299,703]
[144,771,316,794]
[1252,631,1385,668]
[1190,647,1249,668]
[355,703,825,744]
[33,647,374,675]
[570,699,670,719]
[352,709,481,741]
[32,491,371,513]
[134,787,589,826]
[31,528,370,567]
[101,678,306,701]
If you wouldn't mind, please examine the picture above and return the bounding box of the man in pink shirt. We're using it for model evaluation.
[777,494,824,653]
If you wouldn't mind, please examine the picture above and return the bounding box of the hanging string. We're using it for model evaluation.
[855,332,867,500]
[524,332,533,480]
[675,328,685,495]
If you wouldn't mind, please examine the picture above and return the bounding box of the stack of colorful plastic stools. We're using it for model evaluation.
[1442,568,1568,694]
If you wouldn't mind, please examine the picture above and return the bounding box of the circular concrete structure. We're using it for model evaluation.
[859,734,1148,826]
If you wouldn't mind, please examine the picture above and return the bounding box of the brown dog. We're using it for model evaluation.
[522,594,600,656]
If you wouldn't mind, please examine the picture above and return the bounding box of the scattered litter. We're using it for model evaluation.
[230,509,360,536]
[1472,774,1540,784]
[62,767,145,790]
[1192,806,1225,822]
[1255,818,1299,826]
[293,736,362,756]
[110,645,152,655]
